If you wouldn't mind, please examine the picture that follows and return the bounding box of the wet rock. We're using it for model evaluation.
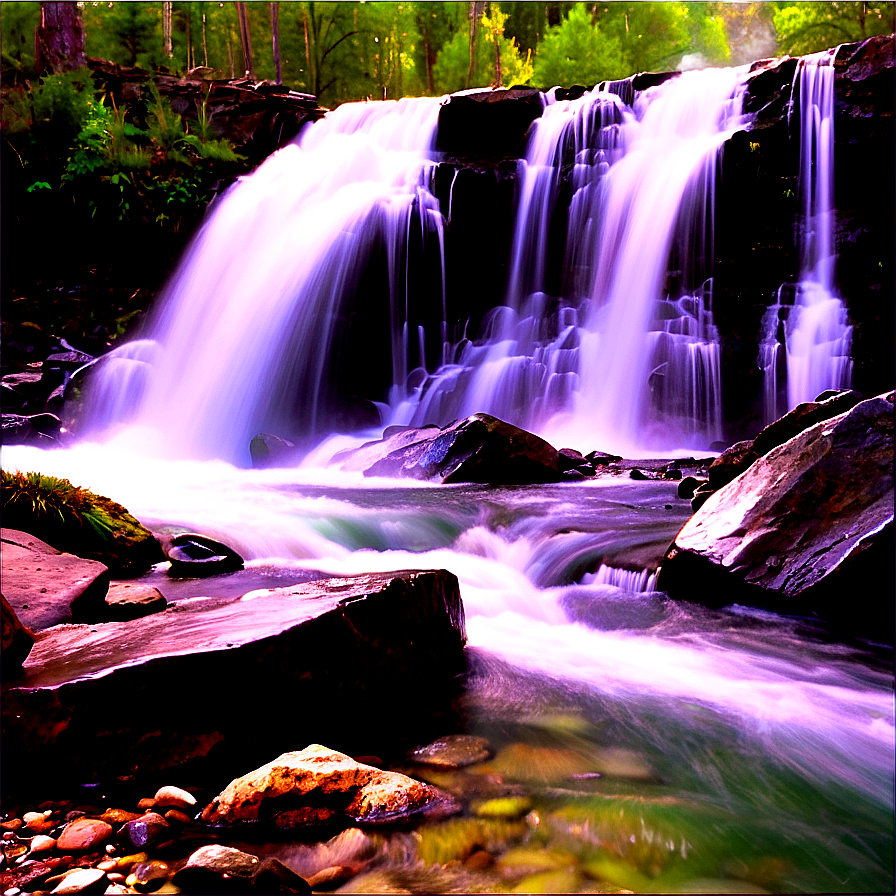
[472,796,533,818]
[348,414,563,485]
[172,844,260,892]
[49,867,107,893]
[304,865,353,890]
[104,583,167,621]
[56,818,114,852]
[250,857,312,894]
[1,595,34,676]
[126,859,171,889]
[408,734,493,769]
[116,813,170,850]
[1,529,110,631]
[201,744,456,828]
[3,570,466,790]
[152,786,196,812]
[162,533,244,577]
[677,475,707,500]
[1,858,58,892]
[585,450,623,466]
[249,433,296,469]
[28,834,57,853]
[659,392,894,636]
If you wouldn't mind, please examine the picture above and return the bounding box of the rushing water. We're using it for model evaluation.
[4,58,891,894]
[759,50,854,423]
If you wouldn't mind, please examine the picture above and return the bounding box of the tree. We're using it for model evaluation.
[82,2,160,69]
[34,1,87,74]
[270,2,282,83]
[235,1,254,77]
[532,2,625,88]
[432,5,534,93]
[773,2,895,56]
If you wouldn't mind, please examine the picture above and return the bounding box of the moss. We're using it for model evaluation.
[1,469,163,575]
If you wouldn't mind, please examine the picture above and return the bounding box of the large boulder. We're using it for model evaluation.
[201,744,457,829]
[343,414,562,484]
[2,595,35,676]
[2,569,466,792]
[1,529,110,630]
[657,392,894,636]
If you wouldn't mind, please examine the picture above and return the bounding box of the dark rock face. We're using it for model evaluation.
[2,595,35,676]
[162,533,245,577]
[2,569,466,791]
[658,392,894,636]
[343,414,562,484]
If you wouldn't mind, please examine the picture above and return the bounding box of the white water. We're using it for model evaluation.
[761,51,853,422]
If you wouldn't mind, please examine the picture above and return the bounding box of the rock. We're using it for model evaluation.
[49,868,107,894]
[0,473,164,577]
[347,414,562,485]
[2,594,35,675]
[408,734,493,769]
[172,845,261,891]
[29,835,57,853]
[201,744,456,828]
[658,392,894,635]
[56,818,114,852]
[104,583,167,621]
[305,865,353,890]
[585,450,623,466]
[116,813,170,850]
[3,570,466,790]
[249,433,296,469]
[250,858,312,894]
[163,533,244,577]
[152,786,197,811]
[1,529,110,631]
[677,476,707,500]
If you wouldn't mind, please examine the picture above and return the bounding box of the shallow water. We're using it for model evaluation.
[3,442,893,894]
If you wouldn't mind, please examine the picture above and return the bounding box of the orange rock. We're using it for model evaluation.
[201,744,450,827]
[56,818,114,852]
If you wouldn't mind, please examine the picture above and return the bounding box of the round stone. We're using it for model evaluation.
[50,868,107,894]
[29,834,57,853]
[56,818,113,852]
[152,786,196,811]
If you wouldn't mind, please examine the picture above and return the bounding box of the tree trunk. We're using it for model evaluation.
[494,25,501,87]
[303,6,315,94]
[270,2,282,83]
[34,2,87,75]
[466,1,481,88]
[163,1,173,58]
[235,1,254,78]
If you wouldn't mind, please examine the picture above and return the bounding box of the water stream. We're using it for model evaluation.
[3,58,891,895]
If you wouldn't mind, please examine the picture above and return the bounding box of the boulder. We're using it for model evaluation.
[1,529,110,630]
[173,846,310,894]
[201,744,457,828]
[162,533,244,577]
[345,414,562,485]
[658,392,894,635]
[249,432,296,469]
[2,569,466,792]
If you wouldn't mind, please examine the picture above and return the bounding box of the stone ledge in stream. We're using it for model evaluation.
[1,569,467,793]
[339,414,564,484]
[657,391,895,639]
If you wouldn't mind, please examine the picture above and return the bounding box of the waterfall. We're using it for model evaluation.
[760,51,853,423]
[395,68,748,455]
[80,97,448,465]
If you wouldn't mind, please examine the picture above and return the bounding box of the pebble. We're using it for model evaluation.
[306,864,354,889]
[409,734,493,769]
[162,809,191,825]
[28,835,57,853]
[136,799,156,812]
[56,818,113,852]
[152,786,196,811]
[1,820,23,832]
[50,868,107,894]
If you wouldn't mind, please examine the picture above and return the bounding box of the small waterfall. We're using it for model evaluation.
[761,51,853,422]
[81,97,447,464]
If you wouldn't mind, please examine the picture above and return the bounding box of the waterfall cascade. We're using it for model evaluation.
[759,50,853,423]
[80,58,854,464]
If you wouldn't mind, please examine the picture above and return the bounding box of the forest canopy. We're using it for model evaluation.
[3,2,893,106]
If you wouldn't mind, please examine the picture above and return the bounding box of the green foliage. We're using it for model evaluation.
[0,0,40,77]
[82,1,162,69]
[533,3,626,88]
[1,469,118,545]
[432,5,534,92]
[773,1,895,56]
[1,468,162,575]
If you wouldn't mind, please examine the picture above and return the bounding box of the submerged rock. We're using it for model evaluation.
[2,569,466,790]
[162,533,244,577]
[201,744,456,828]
[343,414,562,485]
[658,392,894,635]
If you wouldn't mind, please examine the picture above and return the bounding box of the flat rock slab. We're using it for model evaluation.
[2,569,466,791]
[105,582,168,620]
[1,529,109,630]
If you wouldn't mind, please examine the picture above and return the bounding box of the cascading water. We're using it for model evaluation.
[760,50,853,422]
[3,57,893,895]
[79,97,448,464]
[394,69,745,454]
